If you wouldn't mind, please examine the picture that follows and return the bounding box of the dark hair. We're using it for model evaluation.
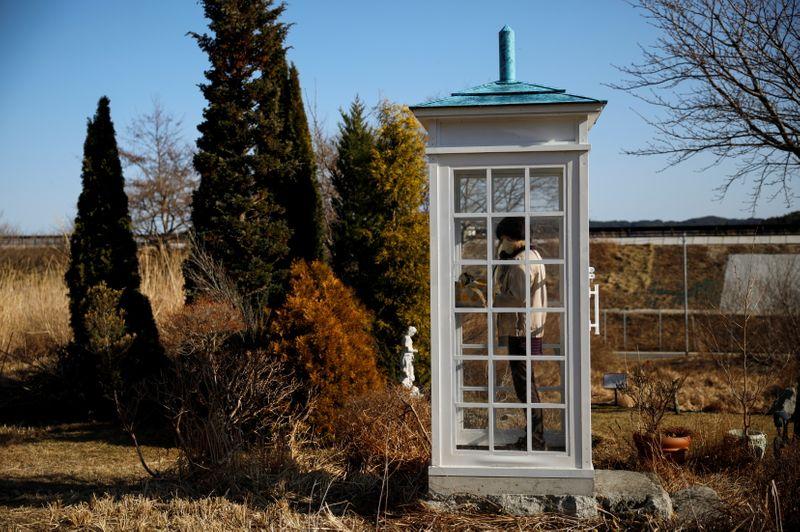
[495,217,524,241]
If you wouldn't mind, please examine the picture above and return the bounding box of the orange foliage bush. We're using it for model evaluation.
[272,260,383,433]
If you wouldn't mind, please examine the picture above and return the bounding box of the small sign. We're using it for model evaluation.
[603,373,627,390]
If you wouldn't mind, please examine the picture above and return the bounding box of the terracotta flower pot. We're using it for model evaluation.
[661,427,693,463]
[633,428,693,462]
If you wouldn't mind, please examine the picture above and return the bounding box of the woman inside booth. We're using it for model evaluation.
[493,217,547,449]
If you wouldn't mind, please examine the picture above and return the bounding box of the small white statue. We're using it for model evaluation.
[401,326,421,397]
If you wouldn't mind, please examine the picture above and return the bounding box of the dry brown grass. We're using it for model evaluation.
[43,495,371,531]
[338,386,431,476]
[2,408,796,530]
[0,259,69,367]
[592,408,789,528]
[0,246,184,373]
[591,349,788,414]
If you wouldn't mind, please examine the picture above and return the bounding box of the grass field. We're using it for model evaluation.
[0,410,784,530]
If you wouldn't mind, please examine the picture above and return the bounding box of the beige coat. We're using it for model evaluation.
[493,248,547,339]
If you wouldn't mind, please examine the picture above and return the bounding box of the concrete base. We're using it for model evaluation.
[429,473,594,497]
[426,469,672,519]
[424,493,598,519]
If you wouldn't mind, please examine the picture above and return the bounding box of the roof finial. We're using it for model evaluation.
[499,25,515,83]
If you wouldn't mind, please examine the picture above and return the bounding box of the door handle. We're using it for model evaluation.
[589,267,600,335]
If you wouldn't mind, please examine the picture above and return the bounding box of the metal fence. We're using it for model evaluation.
[601,308,714,358]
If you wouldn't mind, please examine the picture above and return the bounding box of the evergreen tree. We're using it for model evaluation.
[330,98,380,305]
[187,0,291,311]
[331,101,430,382]
[369,102,430,383]
[280,62,324,262]
[64,96,164,402]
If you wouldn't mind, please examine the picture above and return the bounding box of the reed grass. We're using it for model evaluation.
[0,246,185,371]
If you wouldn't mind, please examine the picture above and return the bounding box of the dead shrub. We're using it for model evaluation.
[624,362,685,436]
[271,261,383,434]
[160,300,300,483]
[160,298,244,355]
[337,386,430,475]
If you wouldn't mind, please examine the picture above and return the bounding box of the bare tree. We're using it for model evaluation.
[613,0,800,207]
[307,89,337,239]
[0,211,17,236]
[698,268,778,437]
[121,99,197,238]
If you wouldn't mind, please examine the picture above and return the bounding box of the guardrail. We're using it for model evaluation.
[0,234,187,248]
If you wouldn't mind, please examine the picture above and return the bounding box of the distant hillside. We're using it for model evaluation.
[590,211,800,231]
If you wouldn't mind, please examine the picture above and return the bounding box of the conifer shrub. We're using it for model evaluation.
[330,98,381,330]
[83,283,135,396]
[271,261,383,434]
[279,62,324,262]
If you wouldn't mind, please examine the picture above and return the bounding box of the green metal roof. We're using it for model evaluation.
[411,80,606,109]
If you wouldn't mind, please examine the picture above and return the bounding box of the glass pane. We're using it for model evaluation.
[456,218,487,260]
[529,216,563,259]
[527,263,562,309]
[492,216,526,260]
[544,263,562,308]
[531,311,564,356]
[491,169,525,213]
[457,407,489,450]
[532,360,565,404]
[493,312,527,356]
[455,170,486,213]
[494,360,527,404]
[529,168,563,212]
[456,313,488,356]
[455,265,487,308]
[542,409,566,452]
[458,360,488,403]
[494,408,527,451]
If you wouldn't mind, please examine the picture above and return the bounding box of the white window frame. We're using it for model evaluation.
[446,163,575,468]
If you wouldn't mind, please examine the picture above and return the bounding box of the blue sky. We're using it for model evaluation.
[0,0,794,233]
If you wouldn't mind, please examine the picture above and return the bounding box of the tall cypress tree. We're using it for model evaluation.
[187,0,291,310]
[280,62,324,262]
[65,96,164,401]
[369,102,430,382]
[330,98,380,304]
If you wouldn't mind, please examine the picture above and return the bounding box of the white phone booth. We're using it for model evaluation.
[411,26,605,497]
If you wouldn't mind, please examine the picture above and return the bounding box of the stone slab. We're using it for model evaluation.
[594,470,673,520]
[671,485,727,528]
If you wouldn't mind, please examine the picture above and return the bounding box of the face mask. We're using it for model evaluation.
[498,237,522,256]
